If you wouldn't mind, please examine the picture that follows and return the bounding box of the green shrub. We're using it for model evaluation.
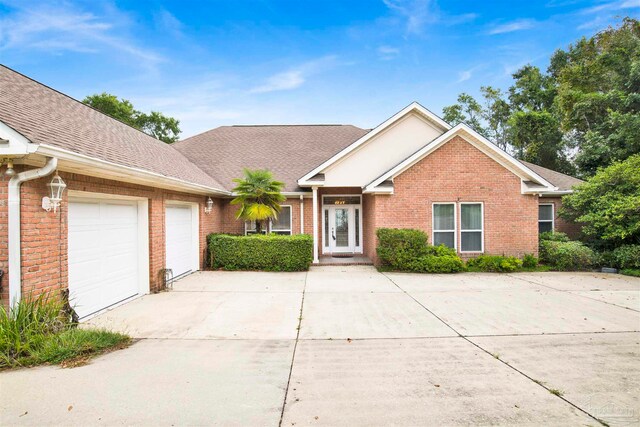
[539,231,570,242]
[611,245,640,269]
[466,255,524,272]
[595,250,616,268]
[376,228,430,268]
[621,269,640,277]
[208,233,313,271]
[407,255,465,273]
[539,240,595,271]
[522,254,538,268]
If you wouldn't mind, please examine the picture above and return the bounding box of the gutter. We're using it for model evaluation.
[8,157,58,307]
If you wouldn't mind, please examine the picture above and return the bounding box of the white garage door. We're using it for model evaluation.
[165,204,197,279]
[68,199,140,319]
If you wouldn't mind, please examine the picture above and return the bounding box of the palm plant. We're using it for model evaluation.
[230,169,286,233]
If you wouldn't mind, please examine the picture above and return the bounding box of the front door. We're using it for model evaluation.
[328,206,354,253]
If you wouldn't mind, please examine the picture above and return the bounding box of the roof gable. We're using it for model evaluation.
[364,123,557,194]
[298,102,450,186]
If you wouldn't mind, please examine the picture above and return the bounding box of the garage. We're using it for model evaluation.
[165,202,199,280]
[68,194,149,319]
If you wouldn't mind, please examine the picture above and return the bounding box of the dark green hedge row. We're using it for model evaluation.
[539,232,594,271]
[208,233,313,271]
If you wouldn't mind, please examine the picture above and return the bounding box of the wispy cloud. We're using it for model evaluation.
[0,2,163,65]
[249,56,339,94]
[455,64,485,83]
[488,19,536,35]
[154,8,185,38]
[382,0,477,35]
[377,45,400,60]
[580,0,639,14]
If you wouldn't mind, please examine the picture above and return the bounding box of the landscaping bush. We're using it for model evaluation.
[376,228,430,267]
[539,231,570,242]
[407,255,465,273]
[522,254,538,268]
[1,293,129,369]
[208,233,313,271]
[539,240,595,271]
[611,245,640,269]
[375,228,464,273]
[466,255,524,272]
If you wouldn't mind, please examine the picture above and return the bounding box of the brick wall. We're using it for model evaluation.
[368,136,540,264]
[539,196,581,239]
[0,169,224,308]
[221,196,312,235]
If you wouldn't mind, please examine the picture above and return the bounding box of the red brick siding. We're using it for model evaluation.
[369,136,539,264]
[539,197,581,239]
[0,169,224,308]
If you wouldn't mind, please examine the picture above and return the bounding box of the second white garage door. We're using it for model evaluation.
[165,203,199,279]
[68,197,147,319]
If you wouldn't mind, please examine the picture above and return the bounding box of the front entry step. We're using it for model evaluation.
[318,255,373,266]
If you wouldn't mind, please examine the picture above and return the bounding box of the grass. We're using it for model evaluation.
[548,388,564,397]
[620,268,640,277]
[1,293,130,370]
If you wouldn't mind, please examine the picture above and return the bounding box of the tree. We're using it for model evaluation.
[442,93,487,137]
[551,18,640,176]
[230,169,286,233]
[83,93,181,143]
[480,86,511,151]
[560,154,640,249]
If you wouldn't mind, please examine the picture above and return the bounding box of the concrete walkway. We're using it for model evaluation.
[1,268,639,426]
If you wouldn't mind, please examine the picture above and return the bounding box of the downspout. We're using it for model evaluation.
[8,157,58,307]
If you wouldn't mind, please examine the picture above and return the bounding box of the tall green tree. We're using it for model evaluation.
[442,93,487,137]
[551,17,640,176]
[230,169,286,234]
[83,93,181,144]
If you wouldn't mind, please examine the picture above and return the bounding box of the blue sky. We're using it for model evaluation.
[1,0,638,137]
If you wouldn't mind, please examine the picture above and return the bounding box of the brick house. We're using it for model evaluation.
[0,66,582,318]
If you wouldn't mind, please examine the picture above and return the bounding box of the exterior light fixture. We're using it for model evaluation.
[4,159,15,177]
[42,172,67,213]
[205,197,214,214]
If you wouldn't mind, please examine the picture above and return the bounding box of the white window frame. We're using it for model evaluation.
[271,205,293,235]
[244,220,268,235]
[432,202,457,250]
[539,203,555,233]
[460,202,484,254]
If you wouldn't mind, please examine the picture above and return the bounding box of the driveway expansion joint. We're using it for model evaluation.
[382,272,613,427]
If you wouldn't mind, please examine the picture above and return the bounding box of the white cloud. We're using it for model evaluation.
[0,2,163,65]
[580,0,639,14]
[249,56,339,94]
[488,19,536,35]
[457,70,472,82]
[377,45,400,60]
[383,0,435,34]
[154,8,185,38]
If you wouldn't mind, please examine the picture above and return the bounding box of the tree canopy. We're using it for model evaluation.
[83,93,181,144]
[442,17,639,177]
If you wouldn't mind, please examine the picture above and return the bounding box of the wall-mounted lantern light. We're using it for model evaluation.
[42,172,67,213]
[204,197,214,214]
[4,159,15,177]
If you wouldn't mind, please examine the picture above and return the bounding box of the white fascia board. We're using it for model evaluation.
[365,123,556,193]
[36,144,230,196]
[297,102,451,186]
[539,190,574,197]
[0,120,38,156]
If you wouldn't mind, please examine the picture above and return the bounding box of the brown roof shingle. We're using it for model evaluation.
[0,65,226,191]
[521,161,583,191]
[174,125,369,192]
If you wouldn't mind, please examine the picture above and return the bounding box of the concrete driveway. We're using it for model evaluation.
[1,268,639,426]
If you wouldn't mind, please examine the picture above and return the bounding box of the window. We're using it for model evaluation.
[244,220,267,235]
[272,205,292,235]
[539,204,554,234]
[460,203,483,252]
[433,203,456,249]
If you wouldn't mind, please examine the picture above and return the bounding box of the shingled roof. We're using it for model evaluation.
[0,65,226,192]
[174,125,370,192]
[520,161,583,191]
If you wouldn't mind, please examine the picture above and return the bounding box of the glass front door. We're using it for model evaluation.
[328,206,355,253]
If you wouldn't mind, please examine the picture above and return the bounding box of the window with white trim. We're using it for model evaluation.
[460,203,483,252]
[271,205,292,235]
[539,204,554,233]
[244,220,267,235]
[433,203,456,249]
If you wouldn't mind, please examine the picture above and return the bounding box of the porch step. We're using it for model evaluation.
[317,256,373,266]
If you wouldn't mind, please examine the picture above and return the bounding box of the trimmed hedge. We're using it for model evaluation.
[466,255,524,272]
[208,233,313,271]
[376,228,464,273]
[539,231,570,242]
[539,240,594,271]
[611,245,640,269]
